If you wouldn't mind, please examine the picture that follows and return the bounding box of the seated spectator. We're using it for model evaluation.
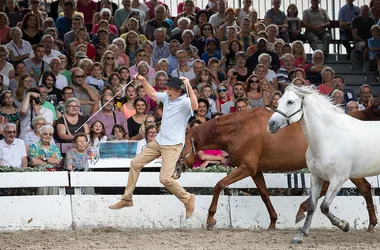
[0,123,27,168]
[93,0,116,25]
[63,16,91,54]
[129,49,156,80]
[120,85,137,120]
[58,55,71,84]
[234,97,249,112]
[70,28,96,61]
[112,39,130,67]
[127,97,147,138]
[111,124,127,141]
[188,98,211,124]
[0,45,14,80]
[220,39,243,68]
[352,5,375,65]
[180,29,199,64]
[38,85,57,124]
[19,88,54,139]
[89,94,129,136]
[254,63,277,91]
[88,120,107,147]
[233,51,249,83]
[286,4,306,42]
[246,38,281,75]
[172,50,196,80]
[331,89,345,108]
[346,100,360,113]
[291,77,307,87]
[265,0,289,43]
[318,67,335,95]
[220,26,238,58]
[237,17,256,52]
[40,71,63,107]
[65,133,91,171]
[29,35,61,64]
[370,0,380,22]
[0,90,19,127]
[236,0,252,24]
[221,82,245,114]
[49,57,68,91]
[144,5,172,41]
[200,84,217,116]
[208,58,225,85]
[92,9,118,35]
[303,0,331,55]
[9,62,29,94]
[268,91,282,111]
[190,119,226,168]
[56,97,89,142]
[277,53,296,91]
[246,74,266,108]
[85,62,104,92]
[274,40,284,58]
[338,0,360,58]
[196,22,220,57]
[21,13,43,45]
[15,73,33,104]
[174,0,196,28]
[194,10,209,39]
[257,53,278,87]
[201,38,221,65]
[136,124,159,154]
[292,40,306,68]
[23,44,50,83]
[55,1,75,40]
[24,116,50,149]
[130,114,156,140]
[266,24,282,52]
[29,124,62,171]
[120,17,147,45]
[358,84,372,109]
[304,50,326,85]
[332,75,357,104]
[218,8,240,42]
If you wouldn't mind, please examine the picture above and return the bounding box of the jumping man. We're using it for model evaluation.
[109,75,198,219]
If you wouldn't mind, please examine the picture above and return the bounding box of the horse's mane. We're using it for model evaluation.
[190,118,220,148]
[287,85,345,114]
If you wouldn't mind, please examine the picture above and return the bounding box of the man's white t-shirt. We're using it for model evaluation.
[0,138,27,168]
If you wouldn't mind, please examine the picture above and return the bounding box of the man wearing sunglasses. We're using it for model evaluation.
[110,75,198,220]
[0,123,27,168]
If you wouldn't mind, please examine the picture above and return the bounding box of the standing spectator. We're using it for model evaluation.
[0,123,27,168]
[21,13,43,45]
[5,0,22,28]
[71,67,99,117]
[55,1,75,40]
[6,27,32,63]
[218,8,240,42]
[89,94,129,136]
[265,0,289,43]
[209,0,226,36]
[236,0,252,24]
[338,0,360,58]
[23,44,50,83]
[303,0,331,55]
[57,98,89,142]
[286,4,306,42]
[144,5,172,41]
[19,88,54,139]
[76,0,97,30]
[332,75,357,104]
[352,5,375,65]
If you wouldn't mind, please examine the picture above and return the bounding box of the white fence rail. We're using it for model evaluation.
[0,171,379,231]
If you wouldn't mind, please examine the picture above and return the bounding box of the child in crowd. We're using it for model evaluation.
[207,58,225,85]
[85,62,105,92]
[113,84,128,111]
[292,40,306,68]
[201,84,217,117]
[274,40,284,58]
[368,24,380,82]
[286,4,306,42]
[111,124,127,141]
[201,38,221,65]
[282,44,292,56]
[88,121,107,148]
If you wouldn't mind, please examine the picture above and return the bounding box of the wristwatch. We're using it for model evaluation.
[43,157,47,162]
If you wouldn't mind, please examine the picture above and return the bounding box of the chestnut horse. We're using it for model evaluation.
[180,99,380,231]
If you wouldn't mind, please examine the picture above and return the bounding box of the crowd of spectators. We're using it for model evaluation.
[0,0,377,171]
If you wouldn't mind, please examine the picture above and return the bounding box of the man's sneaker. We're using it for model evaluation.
[109,199,134,210]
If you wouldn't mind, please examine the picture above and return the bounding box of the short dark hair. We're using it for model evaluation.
[33,43,44,52]
[234,97,249,108]
[197,98,210,111]
[62,86,74,94]
[190,119,202,128]
[63,0,74,8]
[26,87,41,95]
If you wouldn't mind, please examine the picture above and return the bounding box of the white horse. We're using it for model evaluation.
[267,85,380,244]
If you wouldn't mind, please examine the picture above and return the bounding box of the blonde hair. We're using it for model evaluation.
[291,40,306,60]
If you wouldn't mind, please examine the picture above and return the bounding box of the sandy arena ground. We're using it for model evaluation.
[1,228,380,250]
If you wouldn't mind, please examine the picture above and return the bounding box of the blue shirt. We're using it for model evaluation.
[201,51,221,65]
[55,16,72,40]
[155,92,192,146]
[368,37,380,59]
[338,3,360,29]
[167,54,179,75]
[152,41,170,64]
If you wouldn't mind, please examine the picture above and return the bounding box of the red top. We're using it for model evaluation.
[318,84,333,95]
[73,42,96,61]
[92,24,118,35]
[76,0,98,24]
[218,95,231,106]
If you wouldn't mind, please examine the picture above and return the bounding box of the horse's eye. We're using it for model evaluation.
[287,100,294,105]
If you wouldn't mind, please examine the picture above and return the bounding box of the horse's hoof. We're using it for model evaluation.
[341,221,350,232]
[290,237,303,244]
[367,225,376,233]
[206,220,216,231]
[295,214,306,224]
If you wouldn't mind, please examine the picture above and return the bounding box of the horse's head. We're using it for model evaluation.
[268,85,304,133]
[174,132,197,179]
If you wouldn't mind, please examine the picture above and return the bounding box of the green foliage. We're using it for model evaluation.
[0,166,47,172]
[185,165,235,173]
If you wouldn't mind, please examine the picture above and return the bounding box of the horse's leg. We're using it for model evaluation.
[350,178,377,232]
[295,181,330,223]
[351,178,377,233]
[291,174,324,244]
[251,172,278,230]
[207,166,250,230]
[320,179,349,232]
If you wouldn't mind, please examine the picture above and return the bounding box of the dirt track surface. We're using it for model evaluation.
[1,228,380,250]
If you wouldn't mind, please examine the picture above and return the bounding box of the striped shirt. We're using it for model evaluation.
[237,32,256,52]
